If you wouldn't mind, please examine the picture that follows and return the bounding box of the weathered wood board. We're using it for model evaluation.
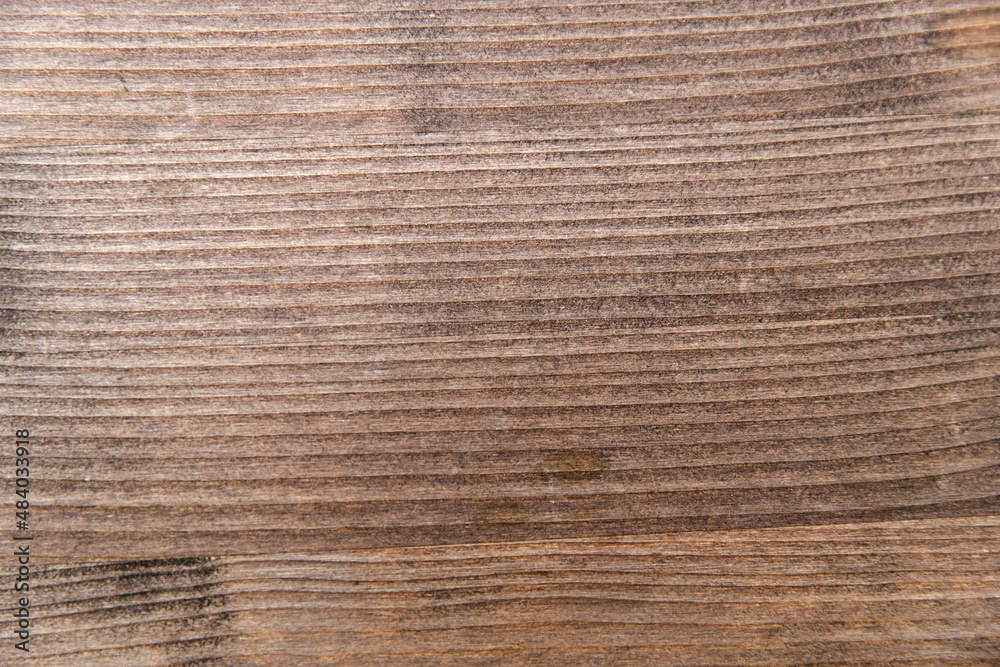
[1,1,998,664]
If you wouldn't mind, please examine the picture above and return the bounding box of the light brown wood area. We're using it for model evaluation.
[1,0,999,664]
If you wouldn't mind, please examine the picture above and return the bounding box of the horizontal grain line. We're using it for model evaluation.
[24,411,996,451]
[7,136,1000,172]
[8,353,998,402]
[31,427,1000,467]
[6,314,995,345]
[9,160,1000,202]
[9,207,999,241]
[0,30,975,61]
[34,566,1000,596]
[4,109,988,145]
[4,251,996,291]
[233,551,1000,566]
[23,576,1000,615]
[13,382,1000,419]
[0,0,923,24]
[0,313,960,338]
[0,0,909,19]
[24,609,1000,644]
[28,439,1000,486]
[39,544,1000,578]
[6,324,995,366]
[8,188,999,229]
[5,271,999,309]
[7,141,1000,183]
[5,296,997,323]
[0,32,958,68]
[38,492,1000,534]
[6,239,997,275]
[2,42,984,90]
[31,463,1000,509]
[0,6,944,42]
[4,71,998,118]
[23,593,1000,629]
[38,558,1000,584]
[9,345,995,393]
[40,544,1000,575]
[8,116,996,158]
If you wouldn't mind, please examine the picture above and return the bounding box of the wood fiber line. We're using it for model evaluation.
[16,518,1000,666]
[2,0,1000,664]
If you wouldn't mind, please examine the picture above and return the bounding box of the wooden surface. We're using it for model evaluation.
[2,0,999,664]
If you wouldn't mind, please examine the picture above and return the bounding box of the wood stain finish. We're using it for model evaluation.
[1,1,999,664]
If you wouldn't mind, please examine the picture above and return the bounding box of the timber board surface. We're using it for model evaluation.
[1,0,999,664]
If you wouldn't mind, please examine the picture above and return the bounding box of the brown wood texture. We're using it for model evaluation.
[2,0,999,664]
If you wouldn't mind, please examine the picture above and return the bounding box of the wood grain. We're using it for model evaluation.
[2,0,999,664]
[21,518,1000,665]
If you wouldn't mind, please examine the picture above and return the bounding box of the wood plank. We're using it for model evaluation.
[2,0,998,663]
